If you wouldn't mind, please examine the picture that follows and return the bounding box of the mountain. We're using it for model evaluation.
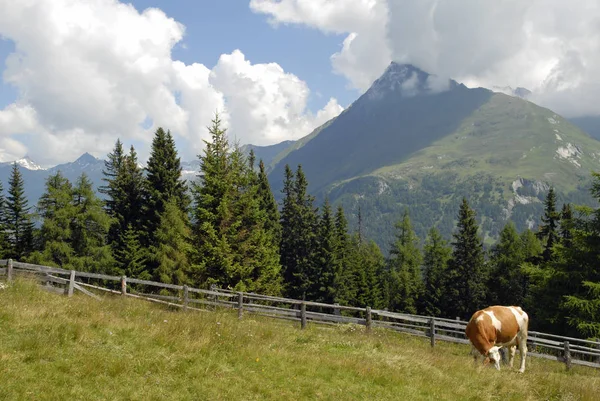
[265,62,600,250]
[0,153,202,208]
[240,140,295,170]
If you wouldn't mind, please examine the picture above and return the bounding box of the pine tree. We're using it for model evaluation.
[5,163,34,259]
[419,227,451,317]
[27,172,75,267]
[443,198,487,319]
[144,127,190,247]
[388,209,424,314]
[537,187,560,262]
[314,198,337,303]
[488,222,528,306]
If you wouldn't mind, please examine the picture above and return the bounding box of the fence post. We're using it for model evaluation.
[564,341,572,370]
[429,318,436,348]
[366,306,372,332]
[183,285,189,311]
[595,339,600,365]
[67,270,76,297]
[121,276,127,296]
[237,292,244,319]
[301,302,307,330]
[333,303,341,316]
[7,258,13,282]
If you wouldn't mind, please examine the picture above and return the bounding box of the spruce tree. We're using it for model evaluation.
[333,205,357,305]
[443,198,487,319]
[144,127,190,246]
[110,146,147,275]
[559,203,574,248]
[257,159,281,244]
[0,181,9,257]
[114,223,148,279]
[192,115,281,294]
[388,209,424,314]
[99,139,125,219]
[488,222,528,306]
[5,163,34,259]
[419,227,451,317]
[537,187,560,261]
[314,198,337,303]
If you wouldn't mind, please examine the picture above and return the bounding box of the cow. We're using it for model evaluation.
[465,305,529,373]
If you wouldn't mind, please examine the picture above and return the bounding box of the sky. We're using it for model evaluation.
[1,0,600,166]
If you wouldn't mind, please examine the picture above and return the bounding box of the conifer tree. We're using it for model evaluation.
[257,159,281,244]
[280,165,318,299]
[333,205,356,305]
[314,198,337,303]
[5,163,34,259]
[354,238,386,309]
[0,181,9,257]
[488,222,528,306]
[150,199,193,285]
[114,223,148,279]
[559,203,574,248]
[144,127,190,247]
[388,209,424,314]
[28,172,75,267]
[419,227,451,317]
[443,198,487,319]
[99,139,125,219]
[537,187,560,261]
[69,174,113,272]
[192,114,281,294]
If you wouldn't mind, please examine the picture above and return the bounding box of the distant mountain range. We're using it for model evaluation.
[0,153,201,208]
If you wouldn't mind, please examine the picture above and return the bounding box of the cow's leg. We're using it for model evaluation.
[517,332,528,373]
[488,346,502,370]
[508,345,517,368]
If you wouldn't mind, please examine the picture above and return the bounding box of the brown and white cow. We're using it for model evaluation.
[465,305,529,373]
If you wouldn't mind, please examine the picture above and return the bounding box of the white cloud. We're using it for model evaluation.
[252,0,600,117]
[250,0,391,91]
[210,50,342,145]
[0,0,342,165]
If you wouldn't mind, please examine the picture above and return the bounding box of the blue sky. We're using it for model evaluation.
[127,1,357,112]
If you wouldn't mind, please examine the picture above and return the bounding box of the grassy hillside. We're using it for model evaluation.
[372,93,600,193]
[1,278,599,400]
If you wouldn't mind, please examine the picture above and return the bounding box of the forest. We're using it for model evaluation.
[0,114,598,340]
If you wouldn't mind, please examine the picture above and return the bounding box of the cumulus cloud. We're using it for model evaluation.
[250,0,391,91]
[0,0,342,165]
[210,50,342,145]
[252,0,600,117]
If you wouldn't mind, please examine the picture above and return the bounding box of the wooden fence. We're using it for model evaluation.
[1,259,599,370]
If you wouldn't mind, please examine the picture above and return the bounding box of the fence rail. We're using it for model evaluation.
[1,259,599,370]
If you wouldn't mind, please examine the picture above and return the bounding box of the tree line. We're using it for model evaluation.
[0,114,597,339]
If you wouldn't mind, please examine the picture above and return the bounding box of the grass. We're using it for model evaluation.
[1,278,599,400]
